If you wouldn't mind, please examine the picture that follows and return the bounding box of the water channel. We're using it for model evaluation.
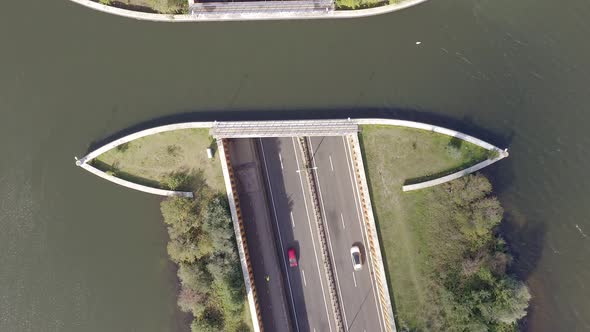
[1,0,589,331]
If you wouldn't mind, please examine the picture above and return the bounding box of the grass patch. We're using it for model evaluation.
[93,128,224,193]
[360,125,529,331]
[335,0,404,10]
[95,0,188,14]
[360,125,489,188]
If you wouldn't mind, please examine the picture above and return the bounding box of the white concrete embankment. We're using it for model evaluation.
[76,118,506,197]
[402,152,508,192]
[355,118,508,191]
[68,0,429,22]
[75,122,214,197]
[76,122,214,165]
[80,162,194,197]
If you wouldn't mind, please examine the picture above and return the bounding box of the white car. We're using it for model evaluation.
[350,246,362,271]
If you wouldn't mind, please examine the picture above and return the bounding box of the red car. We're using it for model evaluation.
[288,248,298,267]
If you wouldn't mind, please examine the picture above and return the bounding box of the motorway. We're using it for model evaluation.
[258,136,384,332]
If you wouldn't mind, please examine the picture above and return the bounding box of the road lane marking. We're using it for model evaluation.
[291,137,334,332]
[301,269,307,287]
[341,213,345,229]
[352,272,357,288]
[307,137,350,331]
[279,152,284,169]
[342,136,385,332]
[291,211,295,229]
[259,138,301,332]
[329,155,334,172]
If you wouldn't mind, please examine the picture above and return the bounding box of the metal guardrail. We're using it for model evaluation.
[296,137,345,332]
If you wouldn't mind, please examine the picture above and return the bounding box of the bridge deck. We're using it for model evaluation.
[189,0,334,15]
[210,120,358,138]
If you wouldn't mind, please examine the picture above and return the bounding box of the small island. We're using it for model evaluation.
[79,120,529,332]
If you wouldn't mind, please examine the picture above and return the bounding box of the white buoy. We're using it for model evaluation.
[416,41,421,45]
[206,148,213,159]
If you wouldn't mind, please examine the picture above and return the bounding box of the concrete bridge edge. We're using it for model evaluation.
[67,0,430,22]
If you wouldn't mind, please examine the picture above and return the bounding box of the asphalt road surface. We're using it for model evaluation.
[308,136,385,332]
[258,137,337,332]
[227,139,293,332]
[258,136,384,332]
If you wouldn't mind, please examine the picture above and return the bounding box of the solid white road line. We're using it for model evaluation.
[291,211,295,229]
[329,155,334,172]
[342,136,385,332]
[259,139,301,332]
[279,152,284,169]
[302,269,307,287]
[291,137,334,332]
[352,272,358,288]
[341,213,346,229]
[307,137,350,331]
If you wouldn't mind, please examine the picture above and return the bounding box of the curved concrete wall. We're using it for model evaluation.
[401,154,507,192]
[76,122,215,197]
[80,162,194,197]
[68,0,429,22]
[77,122,214,165]
[76,118,506,196]
[354,118,508,191]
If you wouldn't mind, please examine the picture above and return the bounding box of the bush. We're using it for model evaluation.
[115,142,130,152]
[433,175,530,328]
[161,185,248,331]
[149,0,188,13]
[163,172,191,190]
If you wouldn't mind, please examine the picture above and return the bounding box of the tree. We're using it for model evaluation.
[447,174,492,207]
[178,262,213,290]
[161,197,200,235]
[191,317,219,332]
[488,278,531,324]
[163,172,191,190]
[178,286,208,316]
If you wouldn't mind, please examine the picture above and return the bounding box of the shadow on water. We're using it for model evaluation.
[499,207,546,332]
[86,108,513,154]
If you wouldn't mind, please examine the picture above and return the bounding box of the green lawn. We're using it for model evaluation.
[93,128,225,193]
[98,0,188,14]
[335,0,405,10]
[359,125,491,330]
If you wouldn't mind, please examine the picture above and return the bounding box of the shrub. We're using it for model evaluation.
[178,286,208,316]
[115,142,130,152]
[163,172,190,190]
[161,185,248,331]
[149,0,188,13]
